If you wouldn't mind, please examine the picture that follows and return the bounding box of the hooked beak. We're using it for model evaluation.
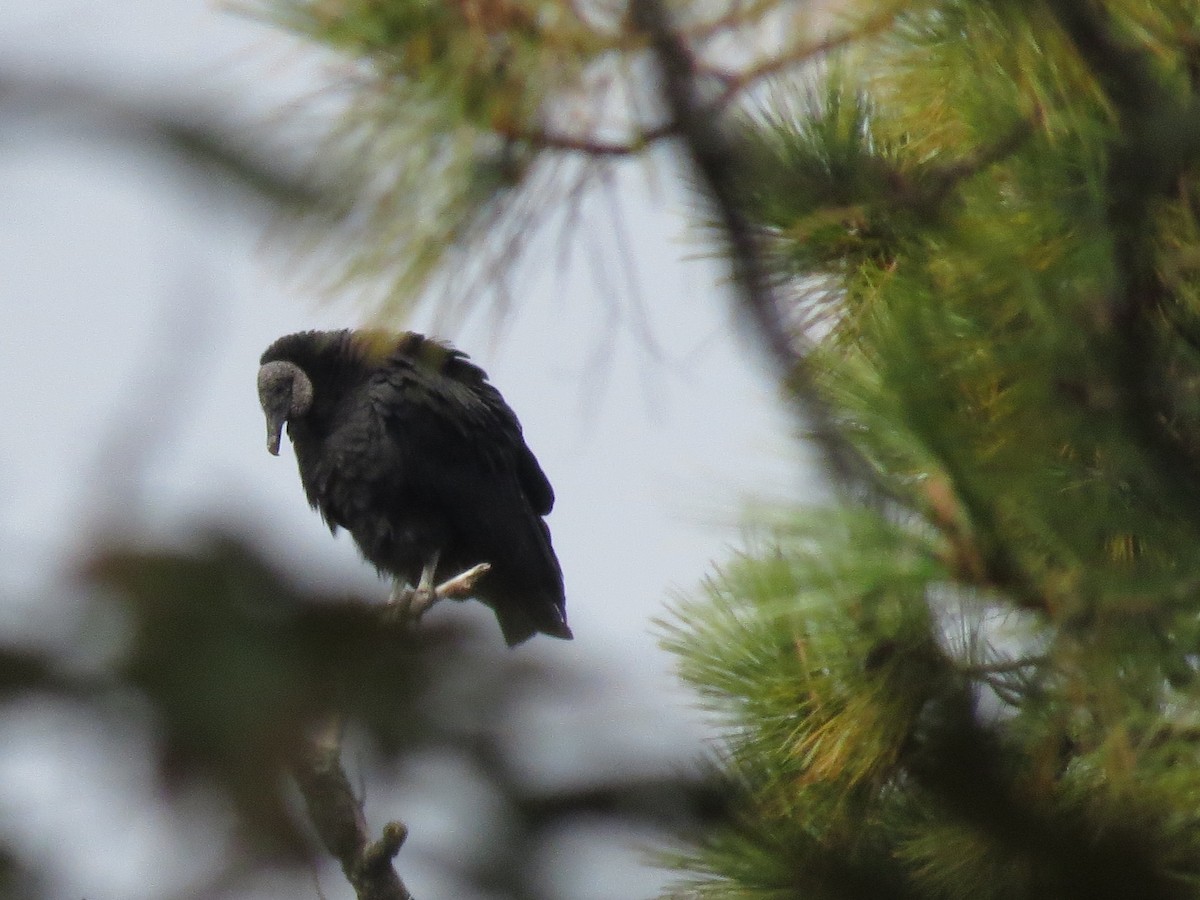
[258,360,311,458]
[266,413,285,456]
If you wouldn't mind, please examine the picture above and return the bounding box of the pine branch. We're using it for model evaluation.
[629,0,890,502]
[919,114,1037,206]
[1044,0,1163,119]
[1045,0,1200,514]
[493,120,676,156]
[706,4,907,111]
[290,718,414,900]
[493,8,903,160]
[907,686,1189,900]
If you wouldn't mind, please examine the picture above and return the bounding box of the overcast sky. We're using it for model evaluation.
[0,2,818,897]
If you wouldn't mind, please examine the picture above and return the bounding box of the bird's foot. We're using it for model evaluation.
[434,562,491,601]
[386,563,492,627]
[403,583,439,621]
[386,582,425,622]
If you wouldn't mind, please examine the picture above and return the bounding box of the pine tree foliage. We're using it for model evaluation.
[257,0,612,308]
[660,511,949,897]
[665,1,1200,898]
[254,0,833,315]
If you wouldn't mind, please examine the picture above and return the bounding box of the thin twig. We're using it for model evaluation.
[495,120,676,156]
[707,4,907,111]
[680,0,781,44]
[959,655,1048,677]
[922,114,1037,204]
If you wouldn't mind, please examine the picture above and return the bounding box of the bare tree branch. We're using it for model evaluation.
[290,720,414,900]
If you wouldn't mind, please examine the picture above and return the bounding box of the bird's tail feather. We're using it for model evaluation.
[495,598,573,646]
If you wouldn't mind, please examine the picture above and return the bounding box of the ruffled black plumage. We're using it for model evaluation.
[259,329,570,645]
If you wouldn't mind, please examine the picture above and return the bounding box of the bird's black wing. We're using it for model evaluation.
[470,380,555,516]
[369,358,568,644]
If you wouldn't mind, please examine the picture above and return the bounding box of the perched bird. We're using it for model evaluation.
[257,329,571,645]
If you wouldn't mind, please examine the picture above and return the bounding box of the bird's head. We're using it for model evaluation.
[256,360,313,456]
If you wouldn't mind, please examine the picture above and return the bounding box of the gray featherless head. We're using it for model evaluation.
[257,360,313,456]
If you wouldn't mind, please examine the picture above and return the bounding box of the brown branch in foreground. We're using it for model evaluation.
[496,121,676,157]
[629,0,888,501]
[706,3,907,111]
[1044,0,1200,519]
[290,718,414,900]
[495,6,900,159]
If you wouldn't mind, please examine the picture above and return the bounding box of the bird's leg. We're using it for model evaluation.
[385,557,493,627]
[406,553,441,621]
[387,581,414,615]
[386,552,438,620]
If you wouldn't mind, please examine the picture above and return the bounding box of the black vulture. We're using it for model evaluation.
[256,329,571,646]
